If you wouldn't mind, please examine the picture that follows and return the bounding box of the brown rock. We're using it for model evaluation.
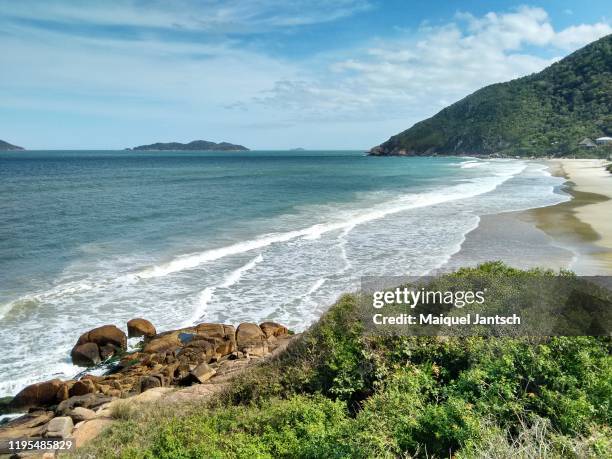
[69,379,97,397]
[99,343,119,361]
[143,332,182,353]
[71,342,101,367]
[140,376,161,392]
[72,418,114,448]
[127,318,156,338]
[45,416,74,439]
[10,379,63,410]
[259,321,289,338]
[56,394,113,416]
[76,324,127,349]
[189,363,216,383]
[72,325,127,365]
[0,411,54,439]
[236,323,268,356]
[68,407,96,423]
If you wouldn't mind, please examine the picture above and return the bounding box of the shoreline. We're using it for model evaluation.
[444,159,612,275]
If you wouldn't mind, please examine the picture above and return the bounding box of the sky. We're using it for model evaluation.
[0,1,610,150]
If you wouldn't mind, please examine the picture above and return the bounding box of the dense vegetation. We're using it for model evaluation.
[0,139,24,151]
[370,34,612,158]
[76,263,611,458]
[130,140,249,151]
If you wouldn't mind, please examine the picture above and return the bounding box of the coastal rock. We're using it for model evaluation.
[140,376,162,392]
[0,411,54,439]
[190,363,216,383]
[236,323,268,356]
[56,394,113,416]
[195,323,237,355]
[127,318,157,338]
[77,324,127,349]
[72,418,114,448]
[71,342,101,367]
[72,325,127,365]
[45,416,74,439]
[10,379,63,410]
[69,379,97,397]
[69,407,96,423]
[143,330,185,353]
[259,322,289,338]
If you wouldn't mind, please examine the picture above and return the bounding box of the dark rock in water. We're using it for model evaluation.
[10,379,64,410]
[72,325,127,365]
[0,397,14,415]
[71,342,101,367]
[127,318,156,338]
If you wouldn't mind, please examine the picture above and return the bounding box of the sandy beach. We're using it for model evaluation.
[444,158,612,275]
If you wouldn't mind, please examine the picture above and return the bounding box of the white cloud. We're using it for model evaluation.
[0,0,372,31]
[552,23,612,50]
[246,6,611,127]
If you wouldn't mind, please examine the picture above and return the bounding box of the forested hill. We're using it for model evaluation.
[370,34,612,157]
[130,140,249,151]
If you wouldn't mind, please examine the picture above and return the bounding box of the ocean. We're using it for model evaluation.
[0,150,568,397]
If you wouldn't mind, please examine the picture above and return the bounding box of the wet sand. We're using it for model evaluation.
[444,159,612,275]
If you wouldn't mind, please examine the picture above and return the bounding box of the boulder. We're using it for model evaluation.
[69,379,97,397]
[140,376,161,392]
[143,331,183,353]
[72,418,114,448]
[127,318,156,338]
[56,394,113,416]
[45,416,74,439]
[68,407,96,423]
[259,322,289,338]
[236,323,268,356]
[189,363,216,383]
[76,324,127,349]
[71,342,101,367]
[10,379,63,410]
[72,325,127,365]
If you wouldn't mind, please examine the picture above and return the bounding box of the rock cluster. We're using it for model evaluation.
[1,318,291,448]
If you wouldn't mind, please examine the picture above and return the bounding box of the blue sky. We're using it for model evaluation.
[0,1,610,150]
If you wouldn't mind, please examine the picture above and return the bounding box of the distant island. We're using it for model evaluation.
[290,147,306,151]
[128,140,249,151]
[0,139,24,151]
[370,34,612,158]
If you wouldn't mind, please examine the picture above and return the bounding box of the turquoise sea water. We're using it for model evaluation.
[0,150,568,396]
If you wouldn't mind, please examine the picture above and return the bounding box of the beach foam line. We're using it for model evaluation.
[128,163,525,281]
[184,253,264,326]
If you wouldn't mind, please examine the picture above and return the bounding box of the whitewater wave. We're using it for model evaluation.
[128,163,525,282]
[184,253,264,326]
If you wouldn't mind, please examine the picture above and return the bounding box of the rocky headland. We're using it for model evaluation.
[0,140,24,151]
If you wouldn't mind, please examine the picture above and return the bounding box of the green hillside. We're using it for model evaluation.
[370,34,612,157]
